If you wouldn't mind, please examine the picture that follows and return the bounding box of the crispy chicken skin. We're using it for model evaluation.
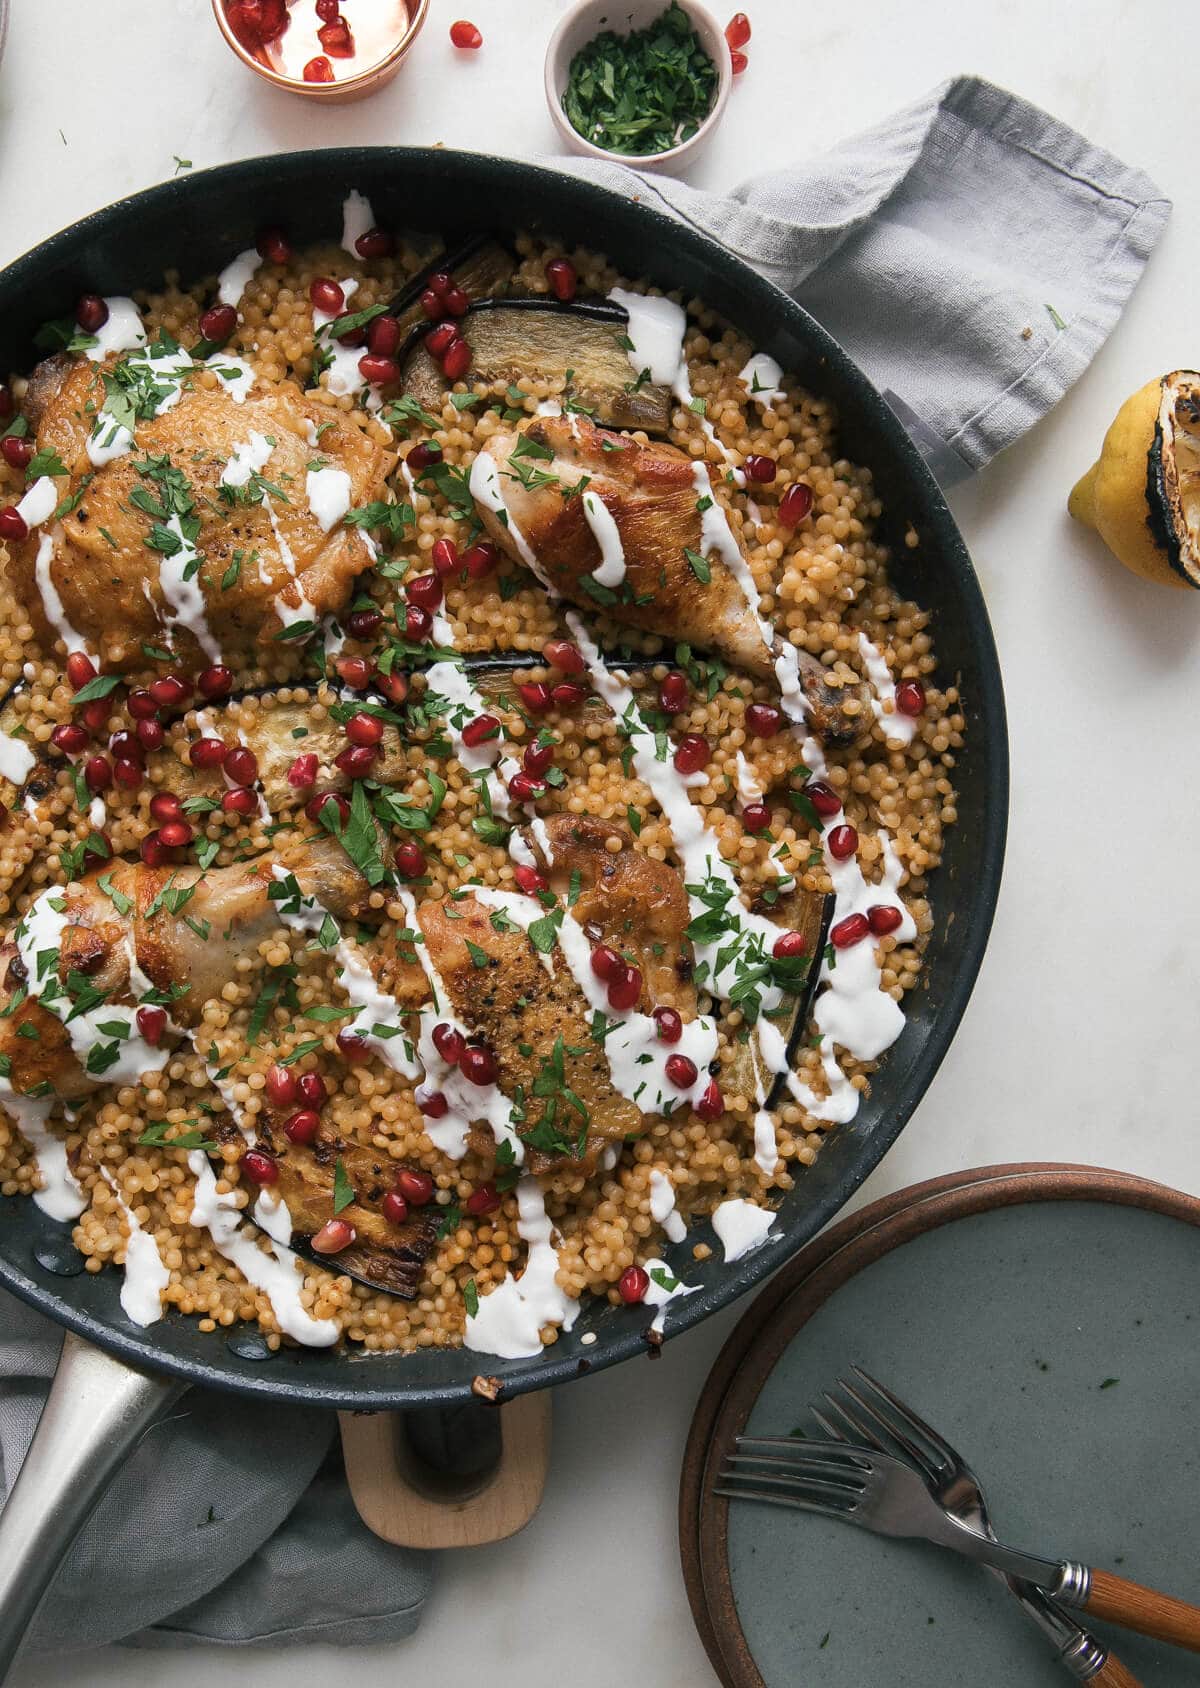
[9,354,393,670]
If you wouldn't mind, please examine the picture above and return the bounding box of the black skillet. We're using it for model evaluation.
[0,148,1007,1668]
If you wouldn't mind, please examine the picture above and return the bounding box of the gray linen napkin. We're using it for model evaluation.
[551,75,1171,484]
[0,73,1170,1657]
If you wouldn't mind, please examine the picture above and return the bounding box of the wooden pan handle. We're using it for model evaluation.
[1088,1653,1142,1688]
[1083,1567,1200,1654]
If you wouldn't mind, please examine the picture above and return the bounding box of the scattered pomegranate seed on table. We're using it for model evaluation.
[729,47,748,73]
[449,19,482,48]
[618,1265,649,1305]
[725,11,751,47]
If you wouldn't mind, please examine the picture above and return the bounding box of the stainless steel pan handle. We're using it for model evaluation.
[0,1331,182,1680]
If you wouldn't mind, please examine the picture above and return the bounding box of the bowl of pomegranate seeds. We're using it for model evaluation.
[213,0,430,100]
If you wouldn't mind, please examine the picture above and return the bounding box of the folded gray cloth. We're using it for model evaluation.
[553,75,1170,483]
[0,1291,430,1652]
[0,73,1169,1658]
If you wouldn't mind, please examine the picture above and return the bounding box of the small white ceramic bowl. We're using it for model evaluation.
[545,0,731,177]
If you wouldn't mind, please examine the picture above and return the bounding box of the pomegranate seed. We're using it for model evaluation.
[83,756,111,793]
[199,303,237,345]
[743,454,777,483]
[140,833,169,867]
[335,655,372,689]
[286,753,318,789]
[590,945,624,984]
[303,55,335,82]
[67,652,97,690]
[257,227,291,265]
[745,702,783,738]
[513,863,548,895]
[432,1023,465,1064]
[190,737,229,769]
[725,11,751,47]
[827,824,858,861]
[111,758,140,789]
[149,792,183,823]
[335,743,377,779]
[76,294,109,334]
[309,277,345,315]
[550,682,586,708]
[523,740,554,776]
[432,538,459,577]
[157,820,193,848]
[345,711,384,747]
[695,1079,724,1121]
[265,1064,298,1107]
[405,605,432,641]
[0,385,12,420]
[297,1072,327,1109]
[51,722,88,754]
[450,18,482,48]
[337,324,368,351]
[466,1182,500,1217]
[358,353,401,386]
[315,0,338,21]
[516,681,551,713]
[659,672,689,713]
[618,1265,649,1305]
[397,1169,434,1206]
[345,607,382,638]
[895,679,926,717]
[831,913,870,949]
[382,1190,409,1226]
[81,698,111,733]
[805,780,842,818]
[464,541,499,579]
[542,638,584,674]
[318,18,354,56]
[193,663,233,708]
[778,482,814,527]
[460,1043,498,1086]
[425,322,457,358]
[607,965,642,1012]
[311,1218,356,1254]
[148,674,189,708]
[1,436,33,470]
[136,1005,167,1046]
[406,441,442,472]
[110,723,145,761]
[545,258,578,302]
[742,802,771,834]
[380,674,409,709]
[653,1007,683,1044]
[730,47,748,72]
[673,734,709,776]
[241,1150,278,1187]
[419,1089,449,1118]
[868,904,904,937]
[221,788,257,816]
[396,842,426,879]
[305,791,349,826]
[329,1029,367,1068]
[772,930,807,959]
[355,228,394,260]
[428,271,456,299]
[223,746,258,786]
[136,718,164,752]
[284,1109,321,1145]
[461,713,499,748]
[665,1052,698,1089]
[407,572,443,611]
[127,689,158,720]
[507,771,546,803]
[0,507,27,541]
[440,287,469,320]
[441,337,471,381]
[367,315,401,358]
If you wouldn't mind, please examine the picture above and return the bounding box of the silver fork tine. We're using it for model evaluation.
[851,1364,956,1473]
[712,1484,852,1517]
[724,1453,865,1491]
[735,1435,869,1465]
[834,1376,934,1474]
[809,1403,840,1440]
[820,1389,889,1452]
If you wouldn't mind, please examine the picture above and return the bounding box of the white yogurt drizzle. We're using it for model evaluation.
[219,429,273,490]
[87,339,254,467]
[649,1168,686,1244]
[857,632,918,746]
[464,1176,579,1359]
[217,431,312,632]
[217,248,261,310]
[581,489,627,588]
[739,353,786,411]
[1,1085,85,1220]
[306,466,352,532]
[33,529,87,654]
[0,731,35,785]
[341,190,374,255]
[83,298,147,363]
[468,452,545,578]
[101,1169,169,1327]
[312,276,368,399]
[423,658,521,821]
[642,1256,697,1335]
[187,1151,338,1347]
[158,513,222,664]
[712,1197,776,1262]
[17,476,59,528]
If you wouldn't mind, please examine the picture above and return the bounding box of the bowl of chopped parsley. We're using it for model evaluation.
[545,0,731,175]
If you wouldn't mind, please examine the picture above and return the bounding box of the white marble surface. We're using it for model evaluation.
[3,0,1198,1682]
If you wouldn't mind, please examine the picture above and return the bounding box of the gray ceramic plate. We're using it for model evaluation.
[686,1167,1200,1686]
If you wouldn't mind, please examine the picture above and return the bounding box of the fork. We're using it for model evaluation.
[809,1367,1133,1684]
[718,1422,1200,1658]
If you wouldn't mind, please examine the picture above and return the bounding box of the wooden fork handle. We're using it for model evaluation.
[1088,1654,1142,1687]
[1082,1567,1200,1654]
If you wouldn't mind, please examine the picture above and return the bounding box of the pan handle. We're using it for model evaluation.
[0,1330,183,1680]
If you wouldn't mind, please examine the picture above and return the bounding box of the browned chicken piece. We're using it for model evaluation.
[8,353,393,671]
[0,833,380,1104]
[470,415,866,741]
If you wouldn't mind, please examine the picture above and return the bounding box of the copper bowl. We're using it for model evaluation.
[211,0,430,103]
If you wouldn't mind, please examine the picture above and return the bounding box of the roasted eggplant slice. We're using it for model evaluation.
[401,298,673,434]
[386,237,518,336]
[725,879,834,1114]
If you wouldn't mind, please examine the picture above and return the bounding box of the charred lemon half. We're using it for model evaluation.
[1069,370,1200,589]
